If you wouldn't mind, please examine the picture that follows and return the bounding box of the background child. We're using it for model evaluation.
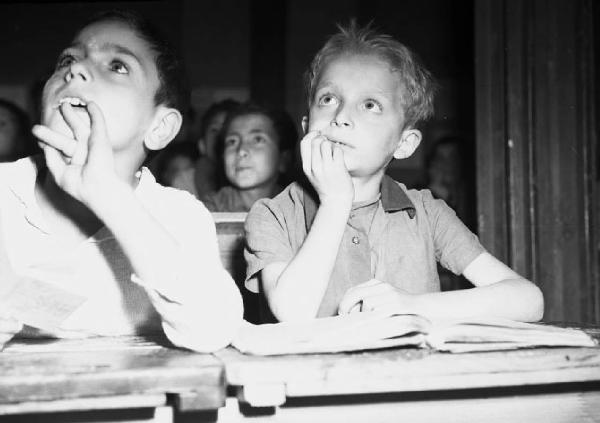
[203,102,296,212]
[154,140,198,187]
[425,135,475,291]
[0,98,34,162]
[244,23,543,323]
[170,99,240,199]
[0,10,242,351]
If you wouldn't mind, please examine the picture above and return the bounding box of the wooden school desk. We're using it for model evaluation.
[213,212,246,283]
[0,335,224,423]
[216,332,600,423]
[2,332,600,423]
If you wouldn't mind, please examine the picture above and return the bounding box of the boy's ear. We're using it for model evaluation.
[144,107,183,151]
[393,129,422,160]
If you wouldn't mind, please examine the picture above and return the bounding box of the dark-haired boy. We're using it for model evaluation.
[0,11,243,351]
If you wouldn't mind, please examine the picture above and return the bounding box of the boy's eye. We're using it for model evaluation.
[362,100,382,113]
[252,135,267,144]
[56,54,76,69]
[109,60,129,74]
[224,137,239,148]
[317,94,339,107]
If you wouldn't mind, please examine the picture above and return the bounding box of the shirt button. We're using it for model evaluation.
[352,236,360,245]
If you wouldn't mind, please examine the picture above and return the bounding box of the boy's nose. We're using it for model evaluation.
[64,61,92,83]
[331,107,352,128]
[237,145,249,158]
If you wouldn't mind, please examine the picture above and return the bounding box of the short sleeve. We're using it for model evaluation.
[422,190,486,275]
[244,198,296,293]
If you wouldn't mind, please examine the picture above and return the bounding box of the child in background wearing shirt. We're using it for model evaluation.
[0,99,34,162]
[244,23,544,322]
[155,140,198,187]
[203,102,296,212]
[0,10,243,351]
[171,99,240,200]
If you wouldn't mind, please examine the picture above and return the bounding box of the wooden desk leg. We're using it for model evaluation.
[152,406,174,423]
[236,383,286,408]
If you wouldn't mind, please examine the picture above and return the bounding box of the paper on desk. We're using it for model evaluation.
[1,277,86,331]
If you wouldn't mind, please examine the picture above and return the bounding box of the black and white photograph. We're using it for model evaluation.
[0,1,599,422]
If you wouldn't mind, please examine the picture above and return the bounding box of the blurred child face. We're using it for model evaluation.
[200,111,226,160]
[308,54,407,178]
[162,154,194,186]
[0,107,18,158]
[41,19,161,157]
[223,114,282,191]
[428,143,460,184]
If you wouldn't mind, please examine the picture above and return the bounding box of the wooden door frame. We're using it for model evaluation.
[475,0,599,323]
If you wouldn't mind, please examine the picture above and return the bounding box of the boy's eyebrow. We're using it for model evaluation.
[68,41,144,68]
[315,82,393,100]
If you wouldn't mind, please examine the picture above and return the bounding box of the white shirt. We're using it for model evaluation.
[0,157,243,352]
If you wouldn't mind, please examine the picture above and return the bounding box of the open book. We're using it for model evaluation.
[232,310,597,355]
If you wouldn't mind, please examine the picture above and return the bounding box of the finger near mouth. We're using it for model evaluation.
[63,104,91,127]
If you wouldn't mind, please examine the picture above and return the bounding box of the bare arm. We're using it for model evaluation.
[261,131,354,321]
[89,180,243,351]
[339,252,544,322]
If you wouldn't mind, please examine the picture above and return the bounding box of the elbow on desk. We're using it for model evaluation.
[164,287,245,353]
[523,283,545,322]
[163,308,244,353]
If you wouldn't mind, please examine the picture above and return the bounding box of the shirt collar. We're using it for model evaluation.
[302,174,416,229]
[134,166,156,194]
[6,156,50,234]
[380,174,416,218]
[7,157,155,234]
[7,156,43,208]
[9,157,155,202]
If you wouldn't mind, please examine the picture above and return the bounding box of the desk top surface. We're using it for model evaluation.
[217,344,600,398]
[0,336,223,408]
[3,333,600,407]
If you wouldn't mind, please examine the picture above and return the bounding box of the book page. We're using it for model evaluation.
[1,277,86,332]
[232,310,431,355]
[427,318,597,352]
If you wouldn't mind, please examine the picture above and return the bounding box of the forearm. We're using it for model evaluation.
[148,270,243,352]
[87,178,182,294]
[88,179,244,350]
[414,278,544,322]
[268,202,350,321]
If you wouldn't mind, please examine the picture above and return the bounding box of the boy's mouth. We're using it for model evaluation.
[52,96,92,130]
[326,137,351,148]
[56,97,88,109]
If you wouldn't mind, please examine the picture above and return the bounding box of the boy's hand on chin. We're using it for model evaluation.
[337,279,418,315]
[32,101,120,206]
[300,131,354,209]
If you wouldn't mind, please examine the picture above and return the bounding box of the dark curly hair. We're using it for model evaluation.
[82,10,190,116]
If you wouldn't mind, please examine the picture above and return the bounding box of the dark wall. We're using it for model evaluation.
[0,1,182,84]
